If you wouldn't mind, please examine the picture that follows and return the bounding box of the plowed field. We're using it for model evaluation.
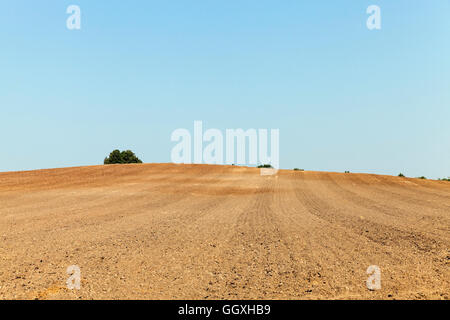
[0,164,448,299]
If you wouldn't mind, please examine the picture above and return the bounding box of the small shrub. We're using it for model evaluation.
[417,176,427,180]
[293,168,304,171]
[345,171,350,173]
[398,173,405,177]
[257,164,272,168]
[440,177,450,182]
[104,149,143,164]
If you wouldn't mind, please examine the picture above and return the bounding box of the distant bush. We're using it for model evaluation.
[417,176,427,180]
[345,171,350,173]
[439,177,450,182]
[258,164,272,168]
[398,173,405,177]
[104,149,143,164]
[293,168,304,171]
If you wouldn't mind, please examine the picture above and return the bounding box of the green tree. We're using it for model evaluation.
[104,149,142,164]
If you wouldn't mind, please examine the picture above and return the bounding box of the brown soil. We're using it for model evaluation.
[0,164,448,300]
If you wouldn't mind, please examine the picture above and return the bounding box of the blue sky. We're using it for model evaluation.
[1,1,449,178]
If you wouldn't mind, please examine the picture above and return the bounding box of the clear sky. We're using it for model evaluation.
[1,1,449,178]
